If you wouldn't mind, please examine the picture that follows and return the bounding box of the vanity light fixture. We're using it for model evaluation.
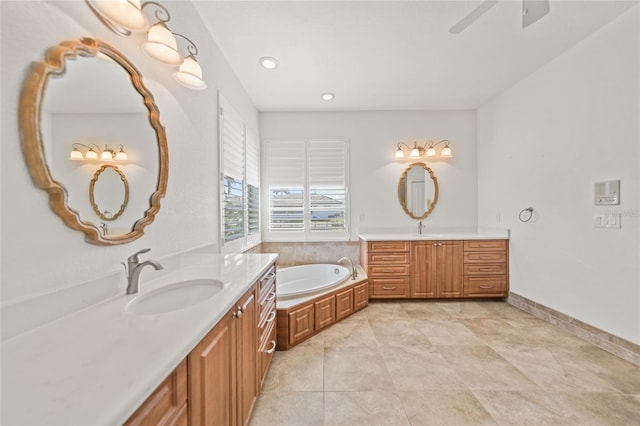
[321,92,335,101]
[394,140,453,160]
[173,35,207,90]
[69,143,128,161]
[86,0,206,89]
[260,57,278,70]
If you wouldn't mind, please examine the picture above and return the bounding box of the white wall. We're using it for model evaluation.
[260,110,478,240]
[477,6,640,343]
[0,1,257,304]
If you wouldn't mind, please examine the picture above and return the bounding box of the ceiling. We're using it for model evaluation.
[194,1,637,111]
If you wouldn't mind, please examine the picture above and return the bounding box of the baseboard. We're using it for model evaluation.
[507,292,640,366]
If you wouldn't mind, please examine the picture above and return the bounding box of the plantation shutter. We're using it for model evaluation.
[265,141,306,233]
[308,141,347,233]
[221,100,245,242]
[246,129,260,236]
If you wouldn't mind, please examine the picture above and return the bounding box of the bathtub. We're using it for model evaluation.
[277,264,351,300]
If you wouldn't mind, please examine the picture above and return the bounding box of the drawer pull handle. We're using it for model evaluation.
[479,285,494,289]
[266,311,277,323]
[261,272,276,283]
[382,286,397,290]
[265,340,277,354]
[479,256,496,260]
[382,269,396,273]
[265,291,276,302]
[479,268,494,272]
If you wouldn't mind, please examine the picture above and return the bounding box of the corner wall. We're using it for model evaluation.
[477,6,640,343]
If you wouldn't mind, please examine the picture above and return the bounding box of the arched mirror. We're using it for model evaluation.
[19,37,168,245]
[90,165,129,221]
[398,162,439,220]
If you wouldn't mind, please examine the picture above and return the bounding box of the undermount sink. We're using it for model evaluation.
[414,233,444,238]
[126,278,224,316]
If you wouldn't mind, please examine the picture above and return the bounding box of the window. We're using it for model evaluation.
[220,95,260,252]
[263,140,349,241]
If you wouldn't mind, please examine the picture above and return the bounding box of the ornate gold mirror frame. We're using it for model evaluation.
[397,162,439,220]
[19,37,168,245]
[90,165,129,221]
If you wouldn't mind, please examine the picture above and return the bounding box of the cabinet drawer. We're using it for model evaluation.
[463,252,507,263]
[463,276,507,297]
[369,277,409,298]
[259,290,276,325]
[369,253,410,264]
[464,263,507,275]
[258,266,276,299]
[258,321,277,388]
[369,241,410,252]
[464,240,507,251]
[369,264,410,275]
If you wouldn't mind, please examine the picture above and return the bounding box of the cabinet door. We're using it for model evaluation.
[353,282,369,312]
[314,295,336,331]
[188,310,235,426]
[410,242,437,298]
[335,288,354,320]
[436,241,463,298]
[288,305,314,345]
[236,290,257,426]
[126,359,188,426]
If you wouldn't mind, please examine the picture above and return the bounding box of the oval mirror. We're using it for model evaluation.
[398,162,439,220]
[90,165,129,221]
[19,38,168,245]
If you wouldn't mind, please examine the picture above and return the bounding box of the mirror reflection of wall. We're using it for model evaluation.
[41,54,159,236]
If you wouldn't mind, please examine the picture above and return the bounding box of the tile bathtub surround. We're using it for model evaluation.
[508,293,640,366]
[258,241,361,268]
[249,301,640,426]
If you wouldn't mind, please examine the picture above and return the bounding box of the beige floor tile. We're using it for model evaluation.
[370,319,431,346]
[435,345,540,391]
[324,391,410,426]
[262,346,324,392]
[381,345,467,391]
[400,301,453,320]
[321,319,378,348]
[398,390,496,426]
[361,301,411,319]
[473,391,582,425]
[414,318,486,346]
[324,346,395,391]
[436,301,494,319]
[555,392,640,425]
[249,391,324,426]
[296,330,325,347]
[491,345,622,392]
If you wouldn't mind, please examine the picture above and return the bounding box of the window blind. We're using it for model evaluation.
[246,129,260,235]
[220,99,245,243]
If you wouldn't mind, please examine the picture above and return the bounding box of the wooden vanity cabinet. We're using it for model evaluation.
[361,240,410,299]
[463,240,509,297]
[411,241,463,298]
[256,265,277,390]
[125,359,188,426]
[189,284,257,426]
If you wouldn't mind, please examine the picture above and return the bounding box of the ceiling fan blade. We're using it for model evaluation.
[449,0,499,34]
[522,0,550,28]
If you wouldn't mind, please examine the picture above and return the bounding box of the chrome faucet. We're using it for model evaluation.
[337,257,358,280]
[417,221,425,235]
[122,248,164,294]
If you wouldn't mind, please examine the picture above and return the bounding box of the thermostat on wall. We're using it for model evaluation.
[594,180,620,205]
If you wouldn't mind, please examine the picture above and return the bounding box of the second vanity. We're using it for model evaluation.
[1,252,278,425]
[360,232,509,299]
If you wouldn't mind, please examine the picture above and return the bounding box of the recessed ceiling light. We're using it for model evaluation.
[259,57,278,70]
[321,92,335,101]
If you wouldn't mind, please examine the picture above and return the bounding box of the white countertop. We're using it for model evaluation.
[358,231,509,241]
[1,252,278,425]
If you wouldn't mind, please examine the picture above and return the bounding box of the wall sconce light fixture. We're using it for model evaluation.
[86,0,206,89]
[69,143,128,161]
[395,140,453,160]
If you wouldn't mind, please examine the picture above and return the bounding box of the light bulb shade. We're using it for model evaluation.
[142,23,183,65]
[173,56,207,90]
[115,149,128,161]
[69,148,83,160]
[101,150,114,160]
[426,147,436,157]
[85,149,99,160]
[395,148,405,159]
[410,148,421,158]
[88,0,149,32]
[441,146,452,157]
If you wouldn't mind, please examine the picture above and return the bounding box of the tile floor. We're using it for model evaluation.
[249,301,640,426]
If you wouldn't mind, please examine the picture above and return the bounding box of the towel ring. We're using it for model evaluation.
[519,207,534,222]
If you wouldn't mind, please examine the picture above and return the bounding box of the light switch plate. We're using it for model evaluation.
[594,180,620,205]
